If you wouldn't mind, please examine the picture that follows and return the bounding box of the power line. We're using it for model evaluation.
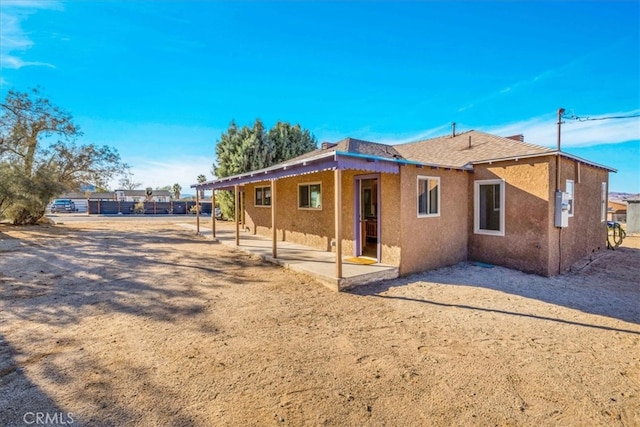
[562,112,640,122]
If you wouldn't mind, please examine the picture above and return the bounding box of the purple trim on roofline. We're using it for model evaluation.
[336,156,400,174]
[194,152,405,190]
[202,158,339,190]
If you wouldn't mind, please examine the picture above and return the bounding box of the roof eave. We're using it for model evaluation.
[470,151,617,173]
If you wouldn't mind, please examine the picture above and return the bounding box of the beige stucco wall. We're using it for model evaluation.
[468,158,552,275]
[242,169,402,266]
[469,156,609,276]
[398,166,470,275]
[547,157,609,274]
[240,155,609,278]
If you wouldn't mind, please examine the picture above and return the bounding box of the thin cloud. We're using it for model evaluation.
[457,68,560,113]
[326,111,639,149]
[457,43,618,113]
[0,1,62,70]
[324,123,454,146]
[487,110,640,148]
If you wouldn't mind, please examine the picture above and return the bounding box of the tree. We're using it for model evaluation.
[196,174,206,199]
[118,169,141,190]
[0,88,125,224]
[267,121,317,164]
[172,183,182,200]
[212,119,316,219]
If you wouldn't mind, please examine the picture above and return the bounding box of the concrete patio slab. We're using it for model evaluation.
[181,221,398,291]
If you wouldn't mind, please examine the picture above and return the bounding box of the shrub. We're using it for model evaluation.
[133,201,145,214]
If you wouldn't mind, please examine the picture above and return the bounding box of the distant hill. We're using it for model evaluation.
[610,192,640,202]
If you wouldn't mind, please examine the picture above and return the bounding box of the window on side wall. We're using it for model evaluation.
[601,182,607,222]
[474,179,505,236]
[566,179,574,217]
[417,176,440,217]
[255,186,271,207]
[298,183,321,209]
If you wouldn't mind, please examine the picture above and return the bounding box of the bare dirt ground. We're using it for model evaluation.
[1,217,639,426]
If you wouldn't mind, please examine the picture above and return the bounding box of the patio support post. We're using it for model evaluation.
[212,189,216,239]
[241,191,245,228]
[335,169,343,279]
[271,179,277,258]
[238,191,242,228]
[235,184,240,246]
[196,189,200,233]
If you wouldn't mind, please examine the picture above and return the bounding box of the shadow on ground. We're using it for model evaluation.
[0,335,75,427]
[352,246,640,326]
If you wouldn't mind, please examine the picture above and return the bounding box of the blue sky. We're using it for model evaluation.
[1,0,639,194]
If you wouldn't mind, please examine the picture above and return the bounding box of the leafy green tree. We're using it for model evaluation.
[212,119,316,219]
[0,88,125,224]
[267,121,317,163]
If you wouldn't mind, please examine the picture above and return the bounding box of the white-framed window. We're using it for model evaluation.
[566,179,574,217]
[601,182,607,222]
[417,176,440,217]
[298,182,321,209]
[474,179,505,236]
[255,186,271,207]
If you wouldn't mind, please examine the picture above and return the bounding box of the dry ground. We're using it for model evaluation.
[0,217,639,426]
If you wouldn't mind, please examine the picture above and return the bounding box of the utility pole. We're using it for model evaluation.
[556,108,565,191]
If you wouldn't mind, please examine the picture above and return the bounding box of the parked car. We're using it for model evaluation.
[50,199,76,213]
[215,207,223,219]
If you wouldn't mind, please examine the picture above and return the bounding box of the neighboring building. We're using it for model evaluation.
[113,189,172,203]
[626,197,640,235]
[607,200,627,222]
[195,130,614,279]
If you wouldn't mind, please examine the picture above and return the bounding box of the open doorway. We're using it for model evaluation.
[355,175,380,260]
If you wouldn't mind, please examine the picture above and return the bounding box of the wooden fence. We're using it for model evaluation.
[87,200,212,215]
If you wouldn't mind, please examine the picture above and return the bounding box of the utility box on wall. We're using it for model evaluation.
[555,190,569,228]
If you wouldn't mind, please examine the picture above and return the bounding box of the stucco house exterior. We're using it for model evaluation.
[195,130,614,280]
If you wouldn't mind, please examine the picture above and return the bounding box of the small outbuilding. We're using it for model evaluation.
[626,196,640,235]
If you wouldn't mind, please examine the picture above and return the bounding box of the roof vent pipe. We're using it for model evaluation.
[468,135,471,149]
[452,122,456,137]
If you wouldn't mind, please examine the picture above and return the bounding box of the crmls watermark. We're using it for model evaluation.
[23,412,75,425]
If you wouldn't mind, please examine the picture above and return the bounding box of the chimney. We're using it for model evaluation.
[321,142,337,150]
[506,134,524,142]
[451,122,456,137]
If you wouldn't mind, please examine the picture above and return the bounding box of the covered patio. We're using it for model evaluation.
[183,220,398,291]
[191,148,415,290]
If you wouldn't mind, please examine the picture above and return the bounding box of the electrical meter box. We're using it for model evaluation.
[554,190,569,228]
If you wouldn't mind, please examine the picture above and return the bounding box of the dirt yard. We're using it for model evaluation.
[1,217,639,426]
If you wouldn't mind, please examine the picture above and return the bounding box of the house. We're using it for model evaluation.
[607,200,627,222]
[194,130,615,282]
[114,189,172,203]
